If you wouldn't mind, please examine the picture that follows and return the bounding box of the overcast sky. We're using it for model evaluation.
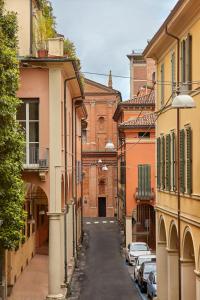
[51,0,177,100]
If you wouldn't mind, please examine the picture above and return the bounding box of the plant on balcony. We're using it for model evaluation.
[0,0,26,250]
[35,0,56,57]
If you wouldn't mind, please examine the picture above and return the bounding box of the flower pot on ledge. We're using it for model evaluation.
[37,49,48,58]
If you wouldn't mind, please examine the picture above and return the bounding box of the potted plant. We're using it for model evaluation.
[36,13,49,57]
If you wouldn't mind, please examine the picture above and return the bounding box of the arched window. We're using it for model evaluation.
[99,178,106,194]
[98,117,105,131]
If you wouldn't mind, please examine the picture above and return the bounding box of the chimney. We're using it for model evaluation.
[108,70,113,88]
[48,37,64,57]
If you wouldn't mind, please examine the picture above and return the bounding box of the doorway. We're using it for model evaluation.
[98,197,106,217]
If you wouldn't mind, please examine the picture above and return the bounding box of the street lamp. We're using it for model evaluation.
[105,140,115,151]
[102,165,108,171]
[171,93,196,300]
[171,94,196,108]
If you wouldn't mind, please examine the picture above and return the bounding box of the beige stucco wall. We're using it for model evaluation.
[5,0,31,56]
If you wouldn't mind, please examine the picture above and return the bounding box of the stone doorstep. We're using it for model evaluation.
[46,294,65,300]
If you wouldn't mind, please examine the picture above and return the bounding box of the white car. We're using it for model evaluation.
[134,254,156,282]
[125,242,151,266]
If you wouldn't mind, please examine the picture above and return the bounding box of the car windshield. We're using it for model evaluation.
[130,244,148,251]
[144,263,156,273]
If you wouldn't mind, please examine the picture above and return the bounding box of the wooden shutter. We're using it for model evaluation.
[186,34,192,90]
[161,64,165,106]
[161,136,165,189]
[171,52,176,97]
[186,127,192,195]
[146,165,151,197]
[166,134,171,191]
[157,138,161,188]
[172,132,176,191]
[180,129,185,193]
[181,40,186,83]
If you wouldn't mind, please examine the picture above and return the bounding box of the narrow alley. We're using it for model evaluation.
[70,218,141,300]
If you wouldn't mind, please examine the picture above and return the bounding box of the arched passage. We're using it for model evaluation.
[136,204,155,249]
[168,222,179,300]
[157,216,168,300]
[7,183,49,297]
[25,183,49,254]
[181,228,196,300]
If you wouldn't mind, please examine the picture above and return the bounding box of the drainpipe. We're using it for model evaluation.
[117,127,119,220]
[124,134,127,247]
[165,26,181,300]
[75,104,78,251]
[81,121,84,242]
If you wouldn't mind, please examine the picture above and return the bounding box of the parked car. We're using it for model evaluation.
[147,271,157,299]
[134,255,156,282]
[125,242,151,266]
[138,261,156,293]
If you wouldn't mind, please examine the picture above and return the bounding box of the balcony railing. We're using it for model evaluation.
[135,187,155,201]
[23,146,49,169]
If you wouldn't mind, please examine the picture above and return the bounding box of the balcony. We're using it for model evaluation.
[135,187,155,201]
[23,147,49,170]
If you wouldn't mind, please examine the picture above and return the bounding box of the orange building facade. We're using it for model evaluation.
[113,91,156,248]
[82,78,121,218]
[127,50,155,99]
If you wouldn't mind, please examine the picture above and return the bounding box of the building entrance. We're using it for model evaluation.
[98,197,106,217]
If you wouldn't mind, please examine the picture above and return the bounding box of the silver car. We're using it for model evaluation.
[147,271,157,299]
[134,255,156,282]
[125,242,151,266]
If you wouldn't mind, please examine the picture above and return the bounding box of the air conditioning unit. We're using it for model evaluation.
[39,159,48,168]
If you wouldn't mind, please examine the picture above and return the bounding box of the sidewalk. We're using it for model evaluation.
[8,255,48,300]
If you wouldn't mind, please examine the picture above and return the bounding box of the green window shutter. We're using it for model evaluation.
[186,34,192,90]
[161,136,165,189]
[157,138,161,188]
[180,129,185,193]
[147,165,151,197]
[172,132,176,191]
[186,127,192,195]
[166,134,171,191]
[171,52,176,97]
[181,40,186,83]
[160,64,165,106]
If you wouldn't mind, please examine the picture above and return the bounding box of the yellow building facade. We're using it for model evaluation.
[144,0,200,299]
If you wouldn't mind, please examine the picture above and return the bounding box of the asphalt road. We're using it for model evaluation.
[80,218,141,300]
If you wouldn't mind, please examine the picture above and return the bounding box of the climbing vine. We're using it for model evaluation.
[0,0,26,250]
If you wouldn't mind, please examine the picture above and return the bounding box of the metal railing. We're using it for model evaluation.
[23,146,49,169]
[135,187,155,201]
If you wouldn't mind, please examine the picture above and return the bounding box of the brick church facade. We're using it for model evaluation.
[82,76,121,217]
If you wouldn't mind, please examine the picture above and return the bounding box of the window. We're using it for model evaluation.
[17,100,39,165]
[138,132,150,138]
[160,64,165,106]
[171,131,176,191]
[186,127,192,195]
[99,178,106,194]
[138,164,151,200]
[161,136,165,189]
[166,134,171,191]
[180,129,185,193]
[120,161,126,184]
[181,34,192,91]
[82,129,87,144]
[76,161,82,184]
[171,52,176,97]
[98,116,105,131]
[157,138,161,189]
